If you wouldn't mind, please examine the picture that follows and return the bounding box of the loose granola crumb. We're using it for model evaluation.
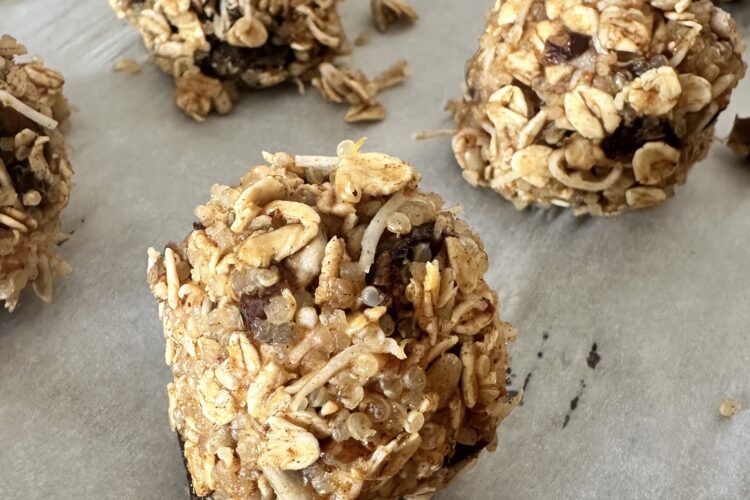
[113,57,141,74]
[413,129,456,141]
[354,30,371,47]
[371,0,418,32]
[452,0,746,216]
[147,139,518,498]
[0,34,73,312]
[719,398,739,418]
[313,60,409,122]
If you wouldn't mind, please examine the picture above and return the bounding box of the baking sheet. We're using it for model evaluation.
[1,0,749,498]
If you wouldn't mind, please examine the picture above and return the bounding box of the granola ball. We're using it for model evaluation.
[0,35,73,312]
[147,140,519,499]
[110,0,348,120]
[452,0,746,215]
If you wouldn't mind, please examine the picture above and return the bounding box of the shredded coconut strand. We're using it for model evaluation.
[0,90,58,130]
[294,155,339,169]
[358,192,408,273]
[412,128,456,140]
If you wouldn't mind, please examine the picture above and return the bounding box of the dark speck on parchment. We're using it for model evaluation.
[587,343,601,369]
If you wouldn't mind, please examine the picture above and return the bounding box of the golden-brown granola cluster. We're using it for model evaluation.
[147,140,518,499]
[0,35,73,312]
[110,0,349,120]
[453,0,746,215]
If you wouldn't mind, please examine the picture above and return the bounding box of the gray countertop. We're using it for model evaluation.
[1,0,749,499]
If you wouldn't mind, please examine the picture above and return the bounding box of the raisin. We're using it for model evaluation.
[544,31,590,65]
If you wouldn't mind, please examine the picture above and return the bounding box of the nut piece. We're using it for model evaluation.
[147,140,517,498]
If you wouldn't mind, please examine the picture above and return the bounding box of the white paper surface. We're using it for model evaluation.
[1,1,749,499]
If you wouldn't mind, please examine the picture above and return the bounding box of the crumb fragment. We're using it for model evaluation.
[354,30,371,47]
[413,129,456,140]
[113,58,141,74]
[727,115,750,160]
[371,0,418,32]
[313,60,408,122]
[719,398,739,418]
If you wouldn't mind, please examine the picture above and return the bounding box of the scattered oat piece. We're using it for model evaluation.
[0,35,73,312]
[371,0,418,32]
[727,115,750,160]
[413,129,456,140]
[719,398,739,418]
[354,30,371,47]
[147,139,519,498]
[452,0,745,216]
[110,0,348,120]
[113,58,141,74]
[313,61,408,122]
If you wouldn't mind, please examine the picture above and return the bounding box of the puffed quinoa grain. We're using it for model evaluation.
[0,35,73,311]
[453,0,746,215]
[148,139,519,498]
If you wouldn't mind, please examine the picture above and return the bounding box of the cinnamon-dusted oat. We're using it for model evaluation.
[147,139,519,499]
[0,35,73,312]
[453,0,746,215]
[110,0,349,121]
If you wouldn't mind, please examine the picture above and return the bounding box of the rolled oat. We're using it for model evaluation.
[147,139,519,498]
[452,0,746,215]
[0,35,72,312]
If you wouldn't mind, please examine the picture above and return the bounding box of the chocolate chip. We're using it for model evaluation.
[192,221,206,231]
[544,31,590,65]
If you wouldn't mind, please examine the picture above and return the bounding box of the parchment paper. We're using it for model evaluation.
[1,1,749,498]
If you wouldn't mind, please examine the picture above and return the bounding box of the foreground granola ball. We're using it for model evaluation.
[0,35,73,312]
[110,0,348,120]
[147,140,518,499]
[453,0,746,215]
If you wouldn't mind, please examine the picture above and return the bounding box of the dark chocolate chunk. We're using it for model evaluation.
[192,221,206,231]
[544,31,591,65]
[601,118,682,159]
